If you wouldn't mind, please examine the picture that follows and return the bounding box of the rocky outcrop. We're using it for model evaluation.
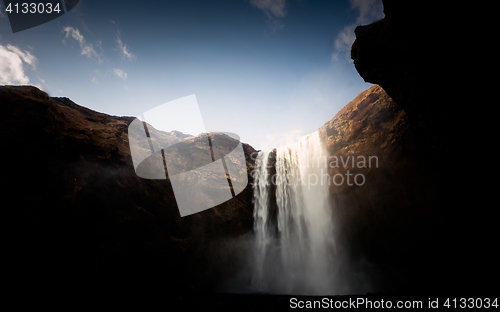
[348,0,497,294]
[320,85,440,292]
[351,0,452,154]
[1,85,256,296]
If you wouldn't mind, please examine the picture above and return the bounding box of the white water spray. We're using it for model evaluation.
[251,131,336,295]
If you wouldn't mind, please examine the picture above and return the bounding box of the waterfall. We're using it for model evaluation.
[251,131,336,295]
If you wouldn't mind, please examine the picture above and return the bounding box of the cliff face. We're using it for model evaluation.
[351,0,451,154]
[348,0,497,294]
[320,85,441,292]
[1,85,256,295]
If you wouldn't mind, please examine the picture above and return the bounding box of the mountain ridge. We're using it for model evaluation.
[1,84,256,295]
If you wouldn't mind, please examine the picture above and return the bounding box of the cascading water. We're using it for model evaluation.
[251,131,336,295]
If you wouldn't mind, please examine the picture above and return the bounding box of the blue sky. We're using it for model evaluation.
[0,0,383,149]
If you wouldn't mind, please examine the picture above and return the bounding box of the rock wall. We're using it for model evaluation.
[1,85,256,296]
[347,0,497,295]
[320,85,441,292]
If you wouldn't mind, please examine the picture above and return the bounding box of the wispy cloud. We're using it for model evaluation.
[117,37,136,61]
[250,0,287,18]
[250,0,288,32]
[62,26,101,61]
[113,68,127,80]
[333,0,383,60]
[111,21,136,61]
[351,0,384,23]
[0,44,37,84]
[90,69,101,83]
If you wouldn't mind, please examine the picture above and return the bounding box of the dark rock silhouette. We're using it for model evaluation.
[350,0,497,295]
[1,85,256,298]
[351,0,451,154]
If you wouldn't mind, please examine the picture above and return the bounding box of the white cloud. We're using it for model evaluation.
[333,0,384,60]
[62,26,101,61]
[113,68,127,80]
[250,0,287,17]
[0,44,37,84]
[250,0,287,32]
[333,24,357,60]
[117,37,136,61]
[90,69,100,83]
[351,0,384,24]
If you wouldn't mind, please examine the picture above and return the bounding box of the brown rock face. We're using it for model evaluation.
[1,85,256,296]
[320,85,441,292]
[349,1,496,294]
